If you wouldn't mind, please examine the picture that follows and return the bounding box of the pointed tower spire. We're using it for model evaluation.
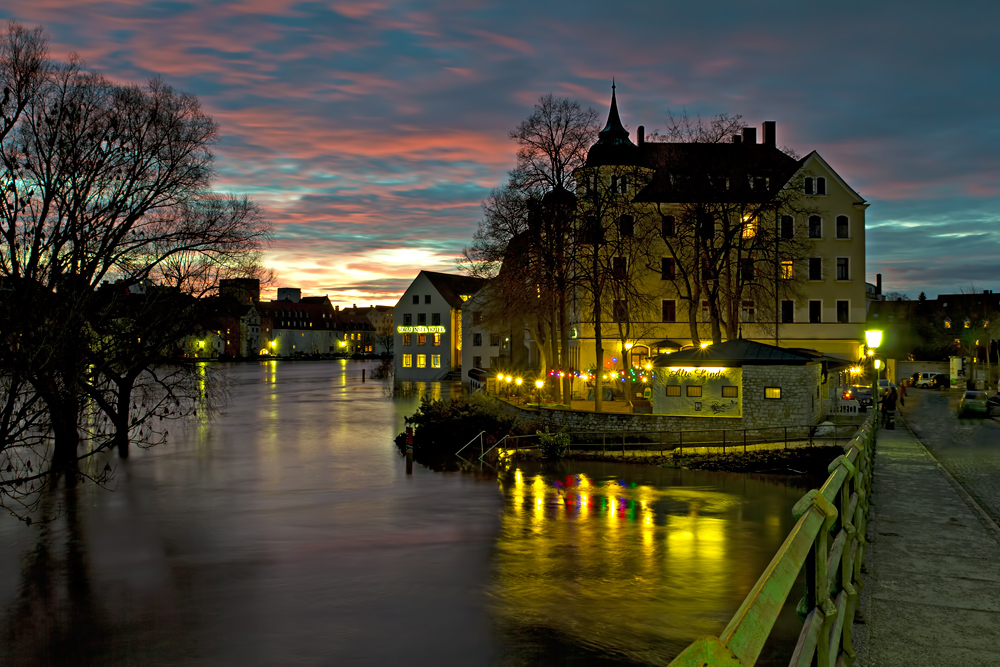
[599,80,631,142]
[585,81,638,166]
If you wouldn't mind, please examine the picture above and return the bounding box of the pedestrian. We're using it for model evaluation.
[898,381,906,406]
[879,385,898,427]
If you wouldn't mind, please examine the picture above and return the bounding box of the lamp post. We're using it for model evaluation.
[865,329,883,406]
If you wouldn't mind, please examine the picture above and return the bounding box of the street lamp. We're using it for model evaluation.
[865,329,883,349]
[865,329,883,403]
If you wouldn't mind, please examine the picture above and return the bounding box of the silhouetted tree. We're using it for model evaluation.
[0,22,270,513]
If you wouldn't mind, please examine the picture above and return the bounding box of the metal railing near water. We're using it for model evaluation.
[497,423,862,458]
[667,411,877,667]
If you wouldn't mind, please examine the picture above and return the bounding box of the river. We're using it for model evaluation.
[0,360,817,665]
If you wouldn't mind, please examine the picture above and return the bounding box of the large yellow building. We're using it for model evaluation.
[566,89,867,376]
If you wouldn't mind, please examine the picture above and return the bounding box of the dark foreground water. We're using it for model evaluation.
[0,361,816,666]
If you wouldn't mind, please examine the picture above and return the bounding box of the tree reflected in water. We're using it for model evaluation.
[3,481,105,666]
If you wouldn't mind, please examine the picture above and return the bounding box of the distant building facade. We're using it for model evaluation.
[394,271,486,381]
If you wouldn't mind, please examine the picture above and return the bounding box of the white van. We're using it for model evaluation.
[914,372,936,388]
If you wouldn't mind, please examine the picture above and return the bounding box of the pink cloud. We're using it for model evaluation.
[965,184,1000,197]
[468,29,536,56]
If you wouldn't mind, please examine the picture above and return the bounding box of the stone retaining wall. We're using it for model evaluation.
[494,363,823,433]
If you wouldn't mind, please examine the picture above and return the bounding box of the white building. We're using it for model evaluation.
[393,271,486,381]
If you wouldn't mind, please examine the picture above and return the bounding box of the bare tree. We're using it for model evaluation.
[0,23,270,511]
[460,96,598,405]
[509,94,598,192]
[646,113,811,344]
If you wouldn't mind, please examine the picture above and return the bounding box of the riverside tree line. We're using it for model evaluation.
[0,23,270,517]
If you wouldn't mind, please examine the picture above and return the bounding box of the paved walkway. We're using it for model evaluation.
[855,416,1000,666]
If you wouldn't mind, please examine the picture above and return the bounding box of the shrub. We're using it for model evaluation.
[396,393,518,459]
[537,427,570,460]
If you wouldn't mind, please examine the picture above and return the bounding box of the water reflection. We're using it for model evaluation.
[0,362,815,666]
[492,461,813,665]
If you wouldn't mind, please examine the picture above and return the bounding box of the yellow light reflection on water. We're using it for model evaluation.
[492,468,797,665]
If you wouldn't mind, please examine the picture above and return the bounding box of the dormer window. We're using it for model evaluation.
[804,177,814,195]
[611,175,629,194]
[816,177,827,195]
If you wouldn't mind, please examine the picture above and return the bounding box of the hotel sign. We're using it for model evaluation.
[397,326,445,334]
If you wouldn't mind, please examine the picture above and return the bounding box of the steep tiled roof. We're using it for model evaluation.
[421,271,487,309]
[632,142,802,204]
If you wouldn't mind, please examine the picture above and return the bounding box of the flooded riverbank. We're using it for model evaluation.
[0,361,816,665]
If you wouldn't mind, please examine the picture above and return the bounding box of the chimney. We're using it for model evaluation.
[732,134,742,144]
[762,121,776,148]
[742,127,756,145]
[876,273,882,295]
[637,125,644,148]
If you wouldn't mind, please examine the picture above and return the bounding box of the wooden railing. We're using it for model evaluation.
[667,411,877,667]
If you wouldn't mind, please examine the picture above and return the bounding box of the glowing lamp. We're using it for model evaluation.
[535,380,544,389]
[515,378,522,386]
[865,329,882,349]
[874,359,882,370]
[700,342,710,349]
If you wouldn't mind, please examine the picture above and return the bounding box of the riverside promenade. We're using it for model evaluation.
[855,416,1000,666]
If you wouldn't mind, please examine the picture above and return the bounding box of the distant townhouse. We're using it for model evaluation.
[341,304,394,355]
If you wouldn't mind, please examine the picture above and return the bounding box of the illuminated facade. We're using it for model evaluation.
[393,271,486,381]
[568,89,868,378]
[652,339,825,426]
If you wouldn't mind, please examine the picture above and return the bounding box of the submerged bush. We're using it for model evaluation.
[537,428,570,460]
[396,393,519,459]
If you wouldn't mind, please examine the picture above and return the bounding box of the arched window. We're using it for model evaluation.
[836,215,849,238]
[808,215,822,238]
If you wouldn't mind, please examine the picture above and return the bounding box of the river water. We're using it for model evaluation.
[0,361,815,666]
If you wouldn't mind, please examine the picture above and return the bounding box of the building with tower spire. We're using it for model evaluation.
[562,84,868,384]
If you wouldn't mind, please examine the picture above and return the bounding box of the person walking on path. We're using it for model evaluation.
[898,381,906,406]
[878,385,898,427]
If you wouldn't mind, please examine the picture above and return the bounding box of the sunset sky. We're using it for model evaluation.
[2,2,997,306]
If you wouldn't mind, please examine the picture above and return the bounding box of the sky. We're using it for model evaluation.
[2,1,997,306]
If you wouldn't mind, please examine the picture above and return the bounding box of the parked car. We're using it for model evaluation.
[931,374,951,390]
[843,385,873,407]
[913,372,937,388]
[957,390,989,417]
